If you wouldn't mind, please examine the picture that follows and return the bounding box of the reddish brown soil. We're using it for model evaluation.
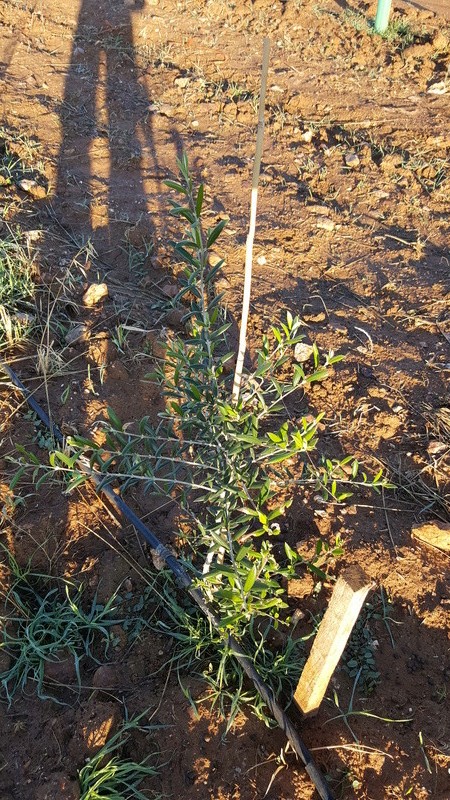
[0,1,449,798]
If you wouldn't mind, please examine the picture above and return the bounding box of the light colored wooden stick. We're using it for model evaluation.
[294,565,373,717]
[231,37,270,404]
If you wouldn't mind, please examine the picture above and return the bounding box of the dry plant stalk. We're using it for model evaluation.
[232,37,270,404]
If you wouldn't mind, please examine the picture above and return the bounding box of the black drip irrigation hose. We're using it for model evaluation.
[1,361,334,800]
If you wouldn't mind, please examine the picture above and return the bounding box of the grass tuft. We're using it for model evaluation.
[78,714,160,800]
[0,544,120,704]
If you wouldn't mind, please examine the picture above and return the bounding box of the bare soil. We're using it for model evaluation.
[0,1,449,798]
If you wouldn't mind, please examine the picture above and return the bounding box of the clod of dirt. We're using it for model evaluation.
[411,520,450,552]
[287,573,315,599]
[35,774,80,800]
[380,153,404,174]
[96,550,131,604]
[315,216,335,231]
[110,625,128,654]
[145,331,167,359]
[103,359,128,381]
[92,664,121,689]
[161,282,178,298]
[208,253,225,267]
[222,353,236,374]
[83,283,109,307]
[164,308,186,329]
[433,31,449,50]
[68,700,121,762]
[43,651,79,684]
[124,221,153,247]
[66,324,90,345]
[17,178,47,199]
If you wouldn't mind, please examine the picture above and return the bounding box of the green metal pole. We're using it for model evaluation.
[374,0,392,33]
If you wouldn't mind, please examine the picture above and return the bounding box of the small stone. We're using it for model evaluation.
[308,204,331,215]
[208,253,224,268]
[17,178,47,199]
[294,342,314,362]
[157,103,174,117]
[191,119,199,128]
[303,311,326,324]
[315,216,335,231]
[66,324,90,345]
[174,76,190,88]
[17,178,36,192]
[427,441,448,456]
[256,255,267,265]
[14,311,35,326]
[92,665,120,689]
[83,283,108,307]
[427,81,448,95]
[151,548,166,570]
[301,129,313,142]
[344,151,360,169]
[372,189,389,200]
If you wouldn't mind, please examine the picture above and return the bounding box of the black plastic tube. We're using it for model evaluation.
[1,361,334,800]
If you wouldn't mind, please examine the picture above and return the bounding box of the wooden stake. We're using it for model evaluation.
[231,38,270,404]
[294,565,373,717]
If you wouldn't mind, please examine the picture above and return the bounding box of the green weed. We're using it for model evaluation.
[0,545,120,704]
[78,714,160,800]
[0,224,37,346]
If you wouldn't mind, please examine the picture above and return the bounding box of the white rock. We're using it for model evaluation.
[17,178,38,192]
[257,255,267,265]
[83,283,109,307]
[294,342,314,362]
[174,76,190,88]
[427,81,448,95]
[301,129,313,142]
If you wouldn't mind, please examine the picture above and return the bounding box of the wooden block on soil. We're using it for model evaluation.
[294,564,373,717]
[411,521,450,553]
